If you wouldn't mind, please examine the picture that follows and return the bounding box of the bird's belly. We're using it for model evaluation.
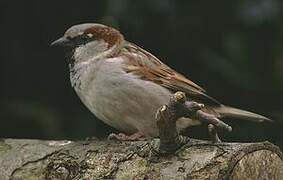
[76,72,172,137]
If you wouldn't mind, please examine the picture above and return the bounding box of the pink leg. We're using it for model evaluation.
[108,131,145,141]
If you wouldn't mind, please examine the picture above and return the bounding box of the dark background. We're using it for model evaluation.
[1,1,283,149]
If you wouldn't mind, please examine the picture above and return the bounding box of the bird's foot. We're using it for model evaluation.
[108,131,146,141]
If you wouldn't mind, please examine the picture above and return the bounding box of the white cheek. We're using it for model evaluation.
[73,40,109,62]
[84,40,108,52]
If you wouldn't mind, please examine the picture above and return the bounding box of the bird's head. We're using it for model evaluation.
[51,23,124,64]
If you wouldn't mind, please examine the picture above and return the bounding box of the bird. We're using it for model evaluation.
[51,23,270,140]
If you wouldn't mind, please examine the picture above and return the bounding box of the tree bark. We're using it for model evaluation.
[0,138,282,180]
[1,92,282,179]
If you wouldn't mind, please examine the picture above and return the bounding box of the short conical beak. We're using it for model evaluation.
[50,37,71,47]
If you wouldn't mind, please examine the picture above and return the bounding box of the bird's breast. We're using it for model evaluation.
[71,59,174,136]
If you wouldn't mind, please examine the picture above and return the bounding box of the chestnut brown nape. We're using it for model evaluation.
[83,26,123,48]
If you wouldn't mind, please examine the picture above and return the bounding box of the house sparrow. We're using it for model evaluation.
[51,23,270,139]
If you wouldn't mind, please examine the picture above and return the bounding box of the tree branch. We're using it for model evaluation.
[1,92,282,179]
[0,139,282,179]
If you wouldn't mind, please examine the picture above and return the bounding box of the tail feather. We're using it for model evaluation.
[214,105,272,122]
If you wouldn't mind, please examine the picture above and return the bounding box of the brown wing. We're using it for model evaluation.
[120,42,220,105]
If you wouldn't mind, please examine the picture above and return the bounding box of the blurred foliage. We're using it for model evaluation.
[1,0,283,148]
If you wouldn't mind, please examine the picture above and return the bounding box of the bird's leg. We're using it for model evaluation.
[108,131,145,141]
[208,124,222,143]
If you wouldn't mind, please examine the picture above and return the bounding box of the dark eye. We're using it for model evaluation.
[77,33,94,42]
[68,34,92,46]
[81,34,91,40]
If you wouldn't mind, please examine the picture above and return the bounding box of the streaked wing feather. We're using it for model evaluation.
[121,42,220,105]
